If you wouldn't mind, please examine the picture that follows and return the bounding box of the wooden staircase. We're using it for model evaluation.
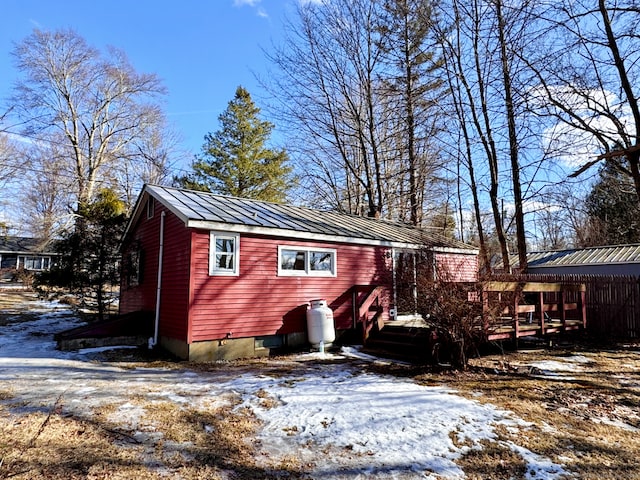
[362,322,436,363]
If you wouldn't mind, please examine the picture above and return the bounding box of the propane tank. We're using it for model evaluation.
[306,299,335,349]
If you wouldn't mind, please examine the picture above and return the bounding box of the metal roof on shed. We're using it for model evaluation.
[137,185,477,252]
[528,244,640,267]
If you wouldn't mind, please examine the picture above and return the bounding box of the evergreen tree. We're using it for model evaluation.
[425,202,456,239]
[38,188,127,320]
[584,162,640,246]
[378,0,445,226]
[179,86,293,202]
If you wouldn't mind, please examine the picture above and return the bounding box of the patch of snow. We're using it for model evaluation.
[0,307,84,359]
[0,297,572,479]
[110,401,148,431]
[505,441,572,480]
[340,345,412,365]
[226,369,556,479]
[528,355,591,375]
[591,416,640,432]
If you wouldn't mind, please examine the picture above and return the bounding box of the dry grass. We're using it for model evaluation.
[0,290,42,325]
[0,290,37,309]
[0,404,159,479]
[0,394,306,479]
[455,438,527,480]
[3,289,640,478]
[405,345,640,479]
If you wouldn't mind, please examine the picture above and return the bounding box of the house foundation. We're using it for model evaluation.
[160,332,309,362]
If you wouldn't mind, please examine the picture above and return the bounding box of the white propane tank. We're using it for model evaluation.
[306,299,335,349]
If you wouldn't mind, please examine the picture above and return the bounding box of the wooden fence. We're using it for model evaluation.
[490,274,640,339]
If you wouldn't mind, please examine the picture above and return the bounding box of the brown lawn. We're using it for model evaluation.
[1,290,639,479]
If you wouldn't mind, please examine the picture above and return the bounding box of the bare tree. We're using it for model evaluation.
[378,0,446,226]
[118,120,185,211]
[437,0,513,270]
[10,29,170,213]
[265,0,398,218]
[0,133,20,191]
[19,136,75,239]
[0,133,24,232]
[494,0,529,270]
[437,0,546,270]
[438,4,490,271]
[529,0,640,204]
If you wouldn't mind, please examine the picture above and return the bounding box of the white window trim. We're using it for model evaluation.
[209,232,240,276]
[17,255,52,271]
[278,245,337,277]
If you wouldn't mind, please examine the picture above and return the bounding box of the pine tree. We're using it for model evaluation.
[180,86,293,203]
[378,0,445,226]
[584,162,640,246]
[38,188,127,320]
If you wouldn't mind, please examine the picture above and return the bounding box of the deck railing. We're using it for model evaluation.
[480,280,586,341]
[482,273,640,340]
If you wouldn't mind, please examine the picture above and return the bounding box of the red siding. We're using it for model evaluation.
[188,233,393,342]
[157,213,191,341]
[120,198,476,346]
[435,252,478,282]
[120,203,191,342]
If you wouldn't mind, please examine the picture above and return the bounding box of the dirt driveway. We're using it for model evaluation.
[1,291,640,479]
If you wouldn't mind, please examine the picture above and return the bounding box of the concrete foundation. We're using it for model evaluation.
[159,331,312,362]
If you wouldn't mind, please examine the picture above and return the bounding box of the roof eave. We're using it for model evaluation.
[187,219,478,253]
[0,250,58,255]
[187,219,409,247]
[530,261,640,268]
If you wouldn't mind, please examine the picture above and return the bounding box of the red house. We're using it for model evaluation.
[119,185,479,361]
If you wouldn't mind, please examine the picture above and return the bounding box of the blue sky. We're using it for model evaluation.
[0,0,298,156]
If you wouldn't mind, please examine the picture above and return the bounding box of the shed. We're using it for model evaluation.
[119,185,479,361]
[527,244,640,276]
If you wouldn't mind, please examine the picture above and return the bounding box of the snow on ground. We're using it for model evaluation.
[0,297,573,479]
[528,355,591,372]
[526,355,593,380]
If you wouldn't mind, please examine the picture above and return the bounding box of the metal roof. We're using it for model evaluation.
[0,236,57,254]
[528,244,640,267]
[137,185,478,252]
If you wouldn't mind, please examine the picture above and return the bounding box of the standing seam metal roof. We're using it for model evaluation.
[528,244,640,267]
[142,185,477,251]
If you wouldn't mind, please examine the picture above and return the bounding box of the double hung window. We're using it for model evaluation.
[209,232,240,276]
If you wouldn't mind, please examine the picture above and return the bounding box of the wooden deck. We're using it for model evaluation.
[482,281,586,342]
[361,280,588,362]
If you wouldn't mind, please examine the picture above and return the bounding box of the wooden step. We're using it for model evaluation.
[362,325,435,363]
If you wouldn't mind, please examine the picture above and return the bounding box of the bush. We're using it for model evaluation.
[416,279,486,369]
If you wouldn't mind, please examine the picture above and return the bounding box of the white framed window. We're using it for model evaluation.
[17,255,51,271]
[278,246,336,277]
[209,232,240,276]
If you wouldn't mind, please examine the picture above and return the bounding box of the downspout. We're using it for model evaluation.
[149,210,165,349]
[391,248,397,320]
[412,252,418,315]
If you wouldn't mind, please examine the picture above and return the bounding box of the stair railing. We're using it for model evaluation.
[351,285,385,341]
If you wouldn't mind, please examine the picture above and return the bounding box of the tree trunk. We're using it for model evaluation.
[496,0,527,271]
